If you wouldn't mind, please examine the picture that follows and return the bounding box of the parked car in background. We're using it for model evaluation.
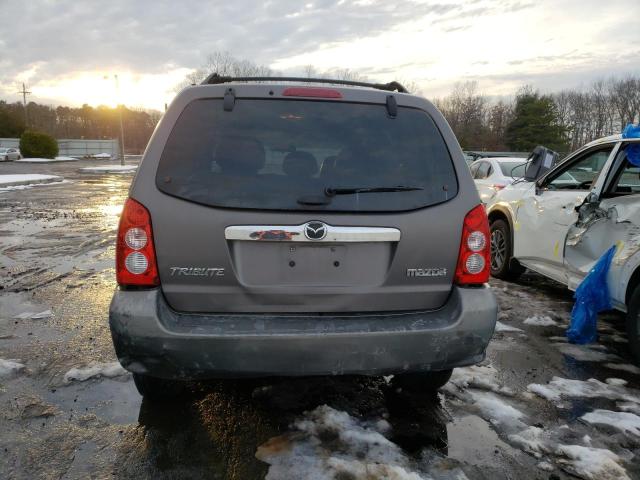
[0,147,21,161]
[486,134,640,363]
[109,76,497,399]
[469,157,527,203]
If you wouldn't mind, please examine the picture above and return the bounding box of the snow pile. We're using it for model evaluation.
[527,377,640,404]
[495,321,524,333]
[78,165,137,174]
[0,359,26,377]
[256,405,430,480]
[64,362,128,383]
[581,409,640,437]
[555,445,629,480]
[91,153,112,159]
[447,364,513,395]
[0,174,63,189]
[523,315,557,327]
[14,309,53,320]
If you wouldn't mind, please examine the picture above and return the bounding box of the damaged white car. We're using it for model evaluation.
[486,133,640,363]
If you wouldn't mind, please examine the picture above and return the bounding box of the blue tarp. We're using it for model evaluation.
[567,245,617,344]
[622,123,640,167]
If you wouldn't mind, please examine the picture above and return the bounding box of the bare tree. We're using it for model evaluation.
[175,51,274,91]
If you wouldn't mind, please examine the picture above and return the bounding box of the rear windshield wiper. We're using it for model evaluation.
[324,185,423,197]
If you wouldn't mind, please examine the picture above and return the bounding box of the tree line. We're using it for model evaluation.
[434,76,640,153]
[0,101,162,154]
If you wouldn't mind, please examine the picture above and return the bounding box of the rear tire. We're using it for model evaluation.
[490,219,524,280]
[626,286,640,365]
[391,369,453,393]
[133,373,186,400]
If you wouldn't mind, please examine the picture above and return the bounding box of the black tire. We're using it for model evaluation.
[391,369,453,393]
[3,156,7,162]
[626,286,640,365]
[490,219,524,280]
[132,373,186,400]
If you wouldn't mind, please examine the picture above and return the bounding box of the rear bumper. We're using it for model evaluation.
[109,286,497,379]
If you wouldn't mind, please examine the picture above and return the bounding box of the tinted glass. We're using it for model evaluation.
[499,162,526,177]
[156,98,457,212]
[475,162,491,179]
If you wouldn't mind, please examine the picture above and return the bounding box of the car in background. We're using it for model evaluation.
[469,157,527,203]
[0,147,21,161]
[486,134,640,363]
[108,75,497,399]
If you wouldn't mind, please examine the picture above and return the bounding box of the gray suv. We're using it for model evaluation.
[109,76,497,398]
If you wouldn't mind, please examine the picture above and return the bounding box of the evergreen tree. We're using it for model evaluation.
[506,88,569,152]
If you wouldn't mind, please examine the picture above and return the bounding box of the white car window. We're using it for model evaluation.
[545,147,613,190]
[475,162,491,180]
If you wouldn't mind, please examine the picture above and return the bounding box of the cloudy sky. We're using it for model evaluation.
[0,0,638,110]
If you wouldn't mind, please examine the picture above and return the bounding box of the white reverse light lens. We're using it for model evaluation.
[125,227,147,250]
[467,231,486,252]
[465,253,485,274]
[125,252,148,274]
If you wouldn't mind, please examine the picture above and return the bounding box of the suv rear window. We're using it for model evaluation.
[156,98,457,212]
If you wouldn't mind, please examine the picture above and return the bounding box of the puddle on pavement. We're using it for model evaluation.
[446,415,524,467]
[44,377,141,425]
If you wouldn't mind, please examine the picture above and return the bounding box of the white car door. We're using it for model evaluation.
[514,145,615,283]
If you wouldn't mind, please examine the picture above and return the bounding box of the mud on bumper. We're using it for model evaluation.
[109,286,497,379]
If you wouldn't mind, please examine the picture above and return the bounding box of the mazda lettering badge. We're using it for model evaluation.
[304,221,328,240]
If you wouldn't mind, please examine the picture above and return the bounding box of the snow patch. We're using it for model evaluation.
[256,405,431,480]
[468,391,526,431]
[447,365,513,395]
[536,461,554,471]
[64,362,128,383]
[617,402,640,415]
[16,157,77,163]
[14,309,53,320]
[527,376,640,404]
[507,426,550,457]
[555,444,629,480]
[0,174,63,188]
[580,409,640,437]
[523,315,557,327]
[0,359,26,377]
[495,321,524,333]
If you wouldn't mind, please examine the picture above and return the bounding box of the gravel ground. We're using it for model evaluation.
[0,160,639,480]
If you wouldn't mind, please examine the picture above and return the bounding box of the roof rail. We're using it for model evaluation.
[200,73,408,93]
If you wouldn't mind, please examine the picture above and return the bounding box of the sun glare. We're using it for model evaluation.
[34,68,191,111]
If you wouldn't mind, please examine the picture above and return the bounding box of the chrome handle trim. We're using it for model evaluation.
[225,223,401,242]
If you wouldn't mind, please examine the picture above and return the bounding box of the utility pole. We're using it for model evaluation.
[114,75,126,166]
[18,83,31,127]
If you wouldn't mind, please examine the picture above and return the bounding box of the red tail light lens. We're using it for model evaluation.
[491,184,506,190]
[454,204,490,285]
[116,198,159,287]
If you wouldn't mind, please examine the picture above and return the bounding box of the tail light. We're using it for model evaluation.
[116,198,159,287]
[454,204,490,285]
[492,184,506,190]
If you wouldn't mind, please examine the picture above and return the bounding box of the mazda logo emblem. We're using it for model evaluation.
[304,221,328,240]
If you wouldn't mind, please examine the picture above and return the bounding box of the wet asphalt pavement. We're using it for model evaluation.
[1,160,639,480]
